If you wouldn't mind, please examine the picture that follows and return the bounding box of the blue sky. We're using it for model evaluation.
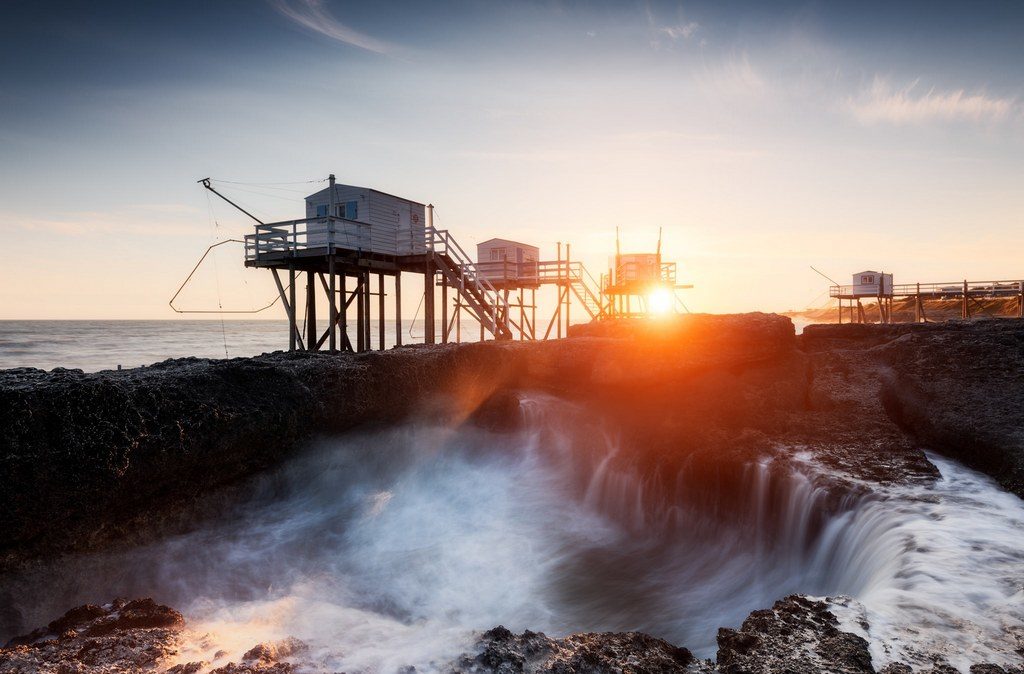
[2,1,1022,318]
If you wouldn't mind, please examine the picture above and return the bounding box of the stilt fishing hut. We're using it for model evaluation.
[601,228,691,317]
[445,238,540,341]
[200,174,517,352]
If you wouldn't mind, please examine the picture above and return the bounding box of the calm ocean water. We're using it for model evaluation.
[0,316,812,373]
[0,320,482,373]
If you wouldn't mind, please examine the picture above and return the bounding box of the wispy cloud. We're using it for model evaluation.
[644,2,700,48]
[271,0,395,55]
[848,77,1016,125]
[659,22,699,40]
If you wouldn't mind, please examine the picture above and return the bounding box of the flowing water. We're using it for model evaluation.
[4,396,1023,672]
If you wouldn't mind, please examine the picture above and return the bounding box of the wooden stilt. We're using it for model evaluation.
[340,274,349,351]
[441,276,448,344]
[962,280,969,319]
[378,273,385,350]
[363,271,371,351]
[356,274,365,352]
[306,271,317,350]
[395,273,402,347]
[424,263,435,345]
[328,259,337,351]
[531,288,536,340]
[288,266,297,350]
[556,243,562,339]
[565,243,571,334]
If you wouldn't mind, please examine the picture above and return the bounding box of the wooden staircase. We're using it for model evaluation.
[428,227,515,340]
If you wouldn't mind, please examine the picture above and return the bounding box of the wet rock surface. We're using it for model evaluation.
[715,595,872,674]
[452,625,694,673]
[0,598,183,673]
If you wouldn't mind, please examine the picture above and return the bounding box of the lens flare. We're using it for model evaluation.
[647,288,673,315]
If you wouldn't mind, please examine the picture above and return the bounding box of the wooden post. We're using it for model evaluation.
[441,275,448,344]
[1018,281,1023,319]
[556,242,562,339]
[914,283,921,323]
[363,271,372,351]
[424,263,435,345]
[378,273,385,350]
[565,243,571,334]
[358,272,366,348]
[306,271,317,350]
[288,266,297,351]
[519,290,525,341]
[962,279,969,319]
[328,258,337,351]
[395,273,403,347]
[532,286,540,338]
[340,274,348,351]
[456,299,462,342]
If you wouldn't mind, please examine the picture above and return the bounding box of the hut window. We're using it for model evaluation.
[316,204,328,217]
[335,201,358,219]
[490,247,508,261]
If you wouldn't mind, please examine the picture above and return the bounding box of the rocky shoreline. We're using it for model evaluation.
[2,314,1023,672]
[2,594,1019,673]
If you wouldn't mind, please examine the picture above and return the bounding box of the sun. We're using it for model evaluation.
[647,288,674,315]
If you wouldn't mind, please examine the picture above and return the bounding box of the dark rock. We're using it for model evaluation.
[454,625,693,673]
[715,595,873,674]
[0,599,182,673]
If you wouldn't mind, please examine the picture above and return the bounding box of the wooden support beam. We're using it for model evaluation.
[306,271,317,351]
[363,271,371,351]
[378,272,385,350]
[340,274,348,351]
[962,279,969,319]
[565,243,571,334]
[424,262,435,345]
[441,276,448,344]
[328,258,337,352]
[556,242,562,339]
[288,266,297,351]
[356,274,365,352]
[395,273,403,347]
[273,267,304,351]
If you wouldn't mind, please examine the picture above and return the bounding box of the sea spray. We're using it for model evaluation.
[4,394,1023,671]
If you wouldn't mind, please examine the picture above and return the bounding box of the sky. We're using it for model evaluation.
[1,0,1022,319]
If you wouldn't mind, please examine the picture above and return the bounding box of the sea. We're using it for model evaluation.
[0,320,482,373]
[0,317,817,373]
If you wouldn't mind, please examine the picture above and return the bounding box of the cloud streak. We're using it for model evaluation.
[848,77,1015,125]
[271,0,395,55]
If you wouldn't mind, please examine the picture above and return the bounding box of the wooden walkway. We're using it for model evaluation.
[829,279,1024,324]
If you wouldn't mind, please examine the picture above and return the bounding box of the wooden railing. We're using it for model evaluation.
[244,217,370,261]
[830,280,1024,299]
[427,226,513,337]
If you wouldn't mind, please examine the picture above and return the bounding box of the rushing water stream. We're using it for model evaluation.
[6,395,1024,672]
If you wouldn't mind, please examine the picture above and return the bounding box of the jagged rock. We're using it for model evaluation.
[715,595,873,674]
[453,625,694,673]
[0,599,182,673]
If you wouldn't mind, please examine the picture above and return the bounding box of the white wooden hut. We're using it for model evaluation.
[304,184,427,256]
[615,253,661,284]
[476,238,539,285]
[850,271,893,297]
